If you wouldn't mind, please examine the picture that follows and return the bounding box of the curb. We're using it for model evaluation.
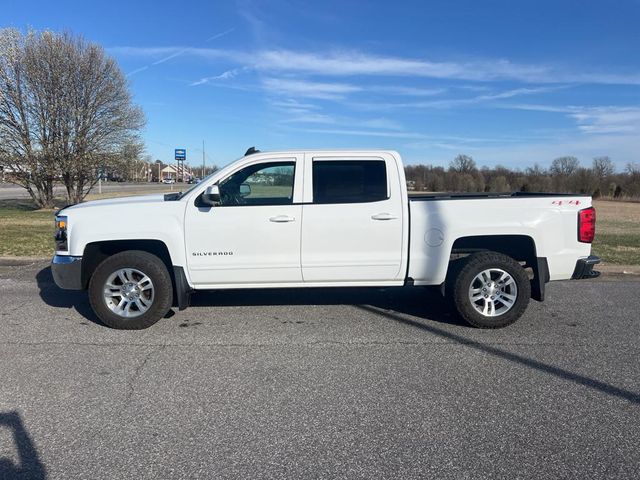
[0,256,49,266]
[597,264,640,276]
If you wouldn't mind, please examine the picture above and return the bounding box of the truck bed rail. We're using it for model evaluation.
[409,192,582,201]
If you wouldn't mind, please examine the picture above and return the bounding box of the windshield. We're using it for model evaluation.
[169,170,219,199]
[165,153,249,200]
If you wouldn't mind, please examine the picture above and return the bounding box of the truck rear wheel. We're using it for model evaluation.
[88,250,173,329]
[448,251,530,328]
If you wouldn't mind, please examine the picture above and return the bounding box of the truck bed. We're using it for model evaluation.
[406,192,593,285]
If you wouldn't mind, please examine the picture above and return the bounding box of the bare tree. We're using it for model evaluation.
[549,156,579,191]
[592,156,615,178]
[591,156,615,197]
[625,162,640,176]
[489,175,510,192]
[550,156,579,176]
[0,29,144,207]
[449,154,477,174]
[624,163,640,197]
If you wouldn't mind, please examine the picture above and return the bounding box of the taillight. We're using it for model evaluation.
[578,207,596,243]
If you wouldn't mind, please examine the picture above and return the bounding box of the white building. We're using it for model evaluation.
[161,165,194,181]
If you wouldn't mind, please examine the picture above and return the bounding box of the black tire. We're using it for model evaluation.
[88,250,173,329]
[448,251,530,329]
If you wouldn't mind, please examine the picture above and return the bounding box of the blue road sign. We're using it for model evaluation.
[175,149,186,160]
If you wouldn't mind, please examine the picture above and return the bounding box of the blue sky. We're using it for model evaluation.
[3,0,640,170]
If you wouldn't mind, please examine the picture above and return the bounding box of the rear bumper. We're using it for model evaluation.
[51,255,83,290]
[572,255,601,280]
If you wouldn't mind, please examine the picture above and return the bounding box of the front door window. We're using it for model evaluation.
[218,162,295,206]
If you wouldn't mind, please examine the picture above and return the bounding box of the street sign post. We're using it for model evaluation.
[175,149,186,182]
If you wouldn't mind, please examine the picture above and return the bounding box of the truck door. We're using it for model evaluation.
[301,154,405,282]
[185,156,303,286]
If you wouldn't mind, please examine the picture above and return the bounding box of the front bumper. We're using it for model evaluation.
[51,255,83,290]
[572,255,601,280]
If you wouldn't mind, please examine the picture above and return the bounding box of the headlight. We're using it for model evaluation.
[55,215,68,251]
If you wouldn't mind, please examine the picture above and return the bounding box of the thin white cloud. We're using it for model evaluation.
[254,50,640,84]
[280,115,405,131]
[293,127,426,139]
[570,107,640,134]
[255,50,549,82]
[475,86,566,101]
[206,28,236,42]
[112,46,180,56]
[271,99,405,132]
[349,86,561,111]
[258,77,448,101]
[190,67,247,86]
[111,46,640,85]
[280,113,338,125]
[368,86,446,96]
[151,49,190,66]
[262,78,361,100]
[123,28,234,77]
[500,103,570,113]
[268,99,322,110]
[507,104,640,134]
[360,118,404,130]
[126,65,149,76]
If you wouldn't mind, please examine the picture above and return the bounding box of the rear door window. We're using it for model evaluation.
[312,160,387,204]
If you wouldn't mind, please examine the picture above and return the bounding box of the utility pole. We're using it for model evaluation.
[202,140,205,179]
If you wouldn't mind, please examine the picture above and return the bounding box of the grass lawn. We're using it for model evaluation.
[0,200,55,256]
[591,200,640,266]
[0,193,638,265]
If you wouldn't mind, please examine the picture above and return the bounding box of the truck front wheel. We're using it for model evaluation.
[88,250,173,329]
[448,252,531,328]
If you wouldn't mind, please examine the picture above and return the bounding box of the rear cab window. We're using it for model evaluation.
[312,160,388,204]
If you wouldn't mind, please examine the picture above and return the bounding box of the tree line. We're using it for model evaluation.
[405,154,640,199]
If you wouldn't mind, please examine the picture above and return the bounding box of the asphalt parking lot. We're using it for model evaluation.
[0,261,638,479]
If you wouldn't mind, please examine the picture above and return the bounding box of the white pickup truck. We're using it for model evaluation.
[51,149,600,330]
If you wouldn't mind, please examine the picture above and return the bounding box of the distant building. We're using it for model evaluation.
[161,165,194,181]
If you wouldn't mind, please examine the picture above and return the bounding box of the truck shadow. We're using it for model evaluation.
[0,411,47,480]
[36,267,101,325]
[190,285,465,326]
[355,304,640,405]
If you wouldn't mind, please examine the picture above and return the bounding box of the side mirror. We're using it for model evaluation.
[202,185,221,206]
[239,183,251,197]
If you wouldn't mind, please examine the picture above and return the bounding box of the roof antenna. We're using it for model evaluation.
[245,146,260,156]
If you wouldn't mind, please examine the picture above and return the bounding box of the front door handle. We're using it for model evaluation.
[371,213,398,221]
[269,215,296,223]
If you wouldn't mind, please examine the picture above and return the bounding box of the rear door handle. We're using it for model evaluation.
[269,215,295,223]
[371,213,398,221]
